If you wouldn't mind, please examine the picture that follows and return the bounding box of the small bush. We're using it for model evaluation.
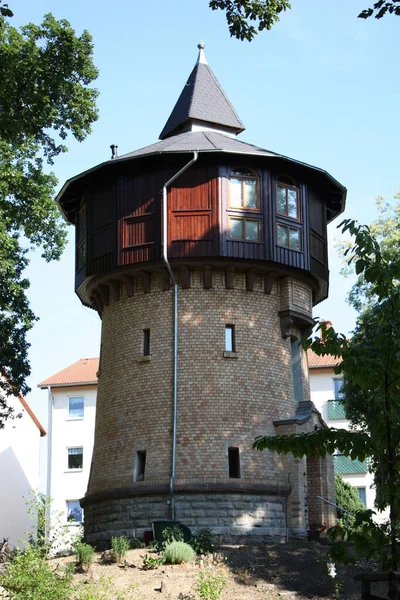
[75,542,95,569]
[163,541,195,564]
[142,552,166,569]
[195,570,227,600]
[190,529,220,555]
[0,543,72,600]
[111,535,130,563]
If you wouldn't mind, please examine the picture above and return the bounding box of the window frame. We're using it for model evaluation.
[276,223,302,251]
[225,325,235,353]
[228,216,262,243]
[143,329,151,356]
[67,396,84,420]
[67,447,83,471]
[276,179,300,222]
[134,450,147,482]
[228,168,259,211]
[66,500,83,524]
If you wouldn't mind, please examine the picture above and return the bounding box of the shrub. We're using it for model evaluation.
[190,529,220,555]
[0,543,72,600]
[163,541,195,564]
[162,525,184,547]
[111,535,130,563]
[335,475,366,527]
[195,570,227,600]
[142,552,166,569]
[75,542,95,569]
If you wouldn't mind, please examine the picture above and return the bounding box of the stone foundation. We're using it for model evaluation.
[83,490,297,548]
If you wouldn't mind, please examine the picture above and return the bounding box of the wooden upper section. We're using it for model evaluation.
[57,151,344,307]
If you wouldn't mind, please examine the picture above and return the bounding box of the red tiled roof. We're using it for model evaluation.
[307,348,342,369]
[38,358,99,388]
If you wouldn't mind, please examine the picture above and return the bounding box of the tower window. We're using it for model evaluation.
[291,338,304,403]
[143,329,150,356]
[277,177,299,220]
[228,447,240,478]
[277,224,301,250]
[135,450,146,481]
[229,217,261,242]
[229,169,258,210]
[225,325,235,352]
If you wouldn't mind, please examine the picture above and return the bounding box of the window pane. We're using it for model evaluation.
[67,501,83,523]
[277,224,288,247]
[289,228,300,250]
[68,448,83,469]
[231,169,252,177]
[357,487,366,506]
[334,379,345,400]
[225,325,234,352]
[244,180,257,208]
[230,179,242,207]
[229,217,243,239]
[245,219,259,241]
[288,188,298,218]
[69,397,84,418]
[277,185,286,215]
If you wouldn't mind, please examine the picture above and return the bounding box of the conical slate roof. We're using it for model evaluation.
[159,43,245,140]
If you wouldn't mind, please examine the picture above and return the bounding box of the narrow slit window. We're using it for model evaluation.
[143,329,150,356]
[135,450,146,481]
[225,325,235,352]
[228,447,240,478]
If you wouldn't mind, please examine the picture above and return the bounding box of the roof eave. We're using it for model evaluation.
[38,381,98,389]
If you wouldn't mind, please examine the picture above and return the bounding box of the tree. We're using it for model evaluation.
[254,219,400,576]
[209,0,400,41]
[0,6,98,427]
[338,193,400,312]
[335,475,366,527]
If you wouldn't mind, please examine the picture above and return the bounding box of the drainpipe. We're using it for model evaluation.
[162,151,199,521]
[46,385,54,540]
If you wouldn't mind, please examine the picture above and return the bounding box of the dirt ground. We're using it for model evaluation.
[54,541,389,600]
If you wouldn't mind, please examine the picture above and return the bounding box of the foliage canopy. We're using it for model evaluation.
[0,5,98,427]
[209,0,400,41]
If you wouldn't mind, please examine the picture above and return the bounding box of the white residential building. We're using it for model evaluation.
[308,348,388,522]
[0,388,46,547]
[38,358,98,528]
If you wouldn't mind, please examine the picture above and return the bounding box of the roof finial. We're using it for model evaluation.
[196,41,208,65]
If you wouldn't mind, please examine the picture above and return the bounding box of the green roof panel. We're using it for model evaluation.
[334,455,369,475]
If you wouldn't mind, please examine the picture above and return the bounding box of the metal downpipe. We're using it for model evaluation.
[162,151,199,521]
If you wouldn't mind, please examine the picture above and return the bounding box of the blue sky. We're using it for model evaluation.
[11,0,400,429]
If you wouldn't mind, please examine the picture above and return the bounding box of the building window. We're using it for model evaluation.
[68,447,83,470]
[334,379,344,400]
[228,447,240,478]
[68,397,84,419]
[357,487,367,506]
[229,217,261,241]
[143,329,150,356]
[76,196,86,272]
[229,169,258,210]
[277,224,301,251]
[276,177,302,251]
[225,325,235,352]
[277,177,299,220]
[67,500,83,523]
[134,450,146,481]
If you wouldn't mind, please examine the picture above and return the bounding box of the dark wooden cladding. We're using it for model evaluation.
[168,167,219,258]
[88,182,117,276]
[72,157,333,301]
[275,246,306,270]
[118,169,164,265]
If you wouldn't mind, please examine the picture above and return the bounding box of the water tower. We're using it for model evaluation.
[57,44,346,546]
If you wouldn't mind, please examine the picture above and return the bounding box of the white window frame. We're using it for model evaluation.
[67,396,84,420]
[67,446,83,471]
[66,500,83,524]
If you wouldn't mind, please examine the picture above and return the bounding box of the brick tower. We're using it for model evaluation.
[57,44,346,547]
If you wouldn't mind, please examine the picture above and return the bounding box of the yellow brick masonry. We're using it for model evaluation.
[85,267,333,541]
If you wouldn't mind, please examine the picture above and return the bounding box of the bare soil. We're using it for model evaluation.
[53,541,389,600]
